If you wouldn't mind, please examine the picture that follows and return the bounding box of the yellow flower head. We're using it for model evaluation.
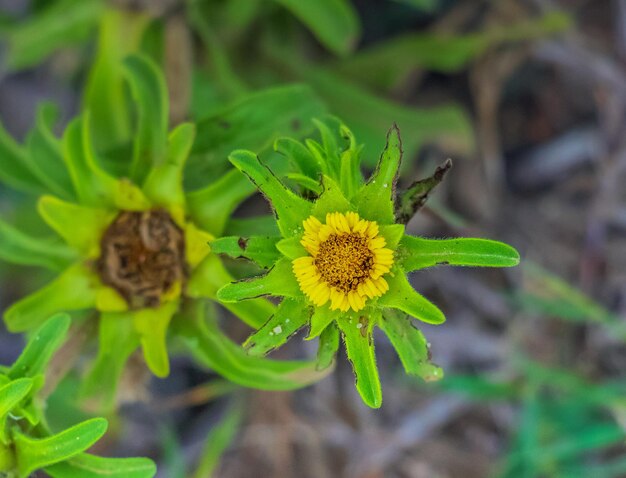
[293,212,394,312]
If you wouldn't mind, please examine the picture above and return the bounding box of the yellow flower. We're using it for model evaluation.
[292,212,394,312]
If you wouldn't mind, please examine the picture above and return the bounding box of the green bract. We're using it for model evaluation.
[0,314,156,478]
[0,54,330,410]
[216,120,520,408]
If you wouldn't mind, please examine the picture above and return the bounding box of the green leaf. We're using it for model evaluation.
[14,418,108,478]
[337,315,382,408]
[0,378,33,420]
[45,453,156,478]
[186,170,256,236]
[355,124,401,224]
[192,402,243,478]
[8,313,71,380]
[176,301,333,390]
[308,305,337,339]
[244,299,310,356]
[285,173,323,195]
[0,217,77,271]
[378,271,445,325]
[225,215,280,237]
[272,0,360,56]
[316,323,340,370]
[132,300,179,378]
[275,237,308,260]
[211,236,281,269]
[310,175,352,219]
[143,123,195,213]
[379,309,442,381]
[80,312,140,411]
[400,236,520,271]
[217,258,302,302]
[4,264,97,332]
[123,54,169,183]
[379,224,405,249]
[0,117,46,194]
[38,196,115,258]
[26,102,75,200]
[3,0,103,70]
[84,10,150,151]
[229,150,313,235]
[274,137,320,178]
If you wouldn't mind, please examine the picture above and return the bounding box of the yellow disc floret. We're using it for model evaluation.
[293,212,394,312]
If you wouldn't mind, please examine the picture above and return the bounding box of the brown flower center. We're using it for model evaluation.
[98,210,187,309]
[313,233,374,293]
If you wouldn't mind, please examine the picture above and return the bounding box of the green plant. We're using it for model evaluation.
[215,120,520,407]
[0,314,155,478]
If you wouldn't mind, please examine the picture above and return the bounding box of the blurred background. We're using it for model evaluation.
[1,0,626,477]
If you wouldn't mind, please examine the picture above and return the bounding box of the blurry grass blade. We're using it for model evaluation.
[4,264,97,332]
[400,236,520,271]
[396,159,452,223]
[217,258,302,302]
[316,323,340,370]
[210,236,281,269]
[143,123,195,212]
[0,218,77,271]
[45,454,156,478]
[378,272,445,325]
[14,418,108,478]
[123,54,169,183]
[84,10,150,151]
[3,0,104,70]
[272,0,360,56]
[176,301,333,390]
[392,0,439,12]
[244,298,310,356]
[337,316,382,408]
[355,124,402,223]
[192,402,243,478]
[379,309,442,381]
[8,313,70,380]
[186,170,256,236]
[38,195,115,258]
[229,150,313,235]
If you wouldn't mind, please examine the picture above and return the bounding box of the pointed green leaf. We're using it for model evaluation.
[0,218,77,271]
[379,224,405,249]
[337,315,382,408]
[187,170,257,236]
[308,305,337,339]
[378,272,445,325]
[176,301,333,390]
[316,323,339,370]
[229,150,313,235]
[275,237,308,260]
[26,102,75,200]
[311,175,352,219]
[285,173,323,195]
[38,196,115,257]
[379,309,443,381]
[400,236,521,271]
[354,124,401,224]
[8,314,71,380]
[14,418,108,478]
[244,299,310,356]
[211,236,281,269]
[274,137,320,178]
[123,54,169,183]
[45,453,156,478]
[0,379,33,420]
[143,123,195,212]
[0,118,46,194]
[80,312,140,410]
[192,402,242,478]
[132,300,179,378]
[272,0,360,56]
[4,264,97,332]
[217,258,302,302]
[3,0,103,71]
